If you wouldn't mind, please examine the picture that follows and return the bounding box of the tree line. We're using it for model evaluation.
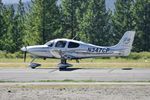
[0,0,150,53]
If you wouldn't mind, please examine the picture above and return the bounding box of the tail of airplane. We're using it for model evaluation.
[114,31,135,56]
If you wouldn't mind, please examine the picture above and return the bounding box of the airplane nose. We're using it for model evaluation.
[21,47,27,52]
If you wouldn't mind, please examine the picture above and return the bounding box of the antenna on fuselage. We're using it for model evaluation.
[72,34,78,40]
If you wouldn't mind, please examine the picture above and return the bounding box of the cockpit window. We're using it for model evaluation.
[55,41,67,48]
[68,42,80,48]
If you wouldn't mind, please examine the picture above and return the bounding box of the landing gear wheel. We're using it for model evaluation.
[28,58,41,69]
[29,63,41,69]
[59,67,67,71]
[58,59,72,71]
[31,67,36,69]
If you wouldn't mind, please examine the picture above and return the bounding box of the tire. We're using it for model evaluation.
[31,67,36,69]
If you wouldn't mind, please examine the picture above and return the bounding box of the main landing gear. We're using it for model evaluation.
[58,59,72,71]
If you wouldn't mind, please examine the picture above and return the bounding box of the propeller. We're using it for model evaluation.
[24,50,27,62]
[21,46,27,62]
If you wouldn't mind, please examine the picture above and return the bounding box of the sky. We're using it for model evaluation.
[2,0,31,4]
[2,0,116,10]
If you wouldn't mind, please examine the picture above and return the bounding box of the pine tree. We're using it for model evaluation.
[1,0,25,52]
[1,5,15,52]
[11,0,25,52]
[24,0,43,45]
[112,0,135,44]
[24,0,60,45]
[76,0,92,42]
[61,0,111,45]
[83,0,111,45]
[134,0,150,51]
[61,0,80,39]
[0,0,7,49]
[41,0,60,43]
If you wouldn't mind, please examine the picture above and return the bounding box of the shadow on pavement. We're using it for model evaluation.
[59,68,82,71]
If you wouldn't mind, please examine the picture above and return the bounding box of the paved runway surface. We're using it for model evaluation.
[0,68,150,82]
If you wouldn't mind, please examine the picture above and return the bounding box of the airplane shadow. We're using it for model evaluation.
[36,67,133,72]
[36,68,82,72]
[59,68,82,71]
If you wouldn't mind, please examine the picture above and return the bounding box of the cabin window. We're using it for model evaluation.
[68,42,80,48]
[55,41,67,48]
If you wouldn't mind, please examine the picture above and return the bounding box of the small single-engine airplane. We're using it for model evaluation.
[21,31,135,70]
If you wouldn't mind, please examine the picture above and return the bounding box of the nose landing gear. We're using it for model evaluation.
[29,63,41,69]
[29,58,41,69]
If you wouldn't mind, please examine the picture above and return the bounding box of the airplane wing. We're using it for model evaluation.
[51,49,76,59]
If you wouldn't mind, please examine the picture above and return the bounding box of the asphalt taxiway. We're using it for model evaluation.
[0,68,150,82]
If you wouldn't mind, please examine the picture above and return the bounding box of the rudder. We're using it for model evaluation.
[115,31,135,56]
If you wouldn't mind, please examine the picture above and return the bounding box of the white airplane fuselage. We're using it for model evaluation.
[21,31,135,69]
[21,31,135,59]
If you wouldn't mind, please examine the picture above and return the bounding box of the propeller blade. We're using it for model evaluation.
[76,59,79,63]
[21,46,27,62]
[24,51,27,62]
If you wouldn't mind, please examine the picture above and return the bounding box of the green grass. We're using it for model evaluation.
[0,52,149,68]
[0,58,150,68]
[0,58,149,68]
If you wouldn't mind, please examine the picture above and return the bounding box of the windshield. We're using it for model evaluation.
[45,40,54,45]
[55,41,67,48]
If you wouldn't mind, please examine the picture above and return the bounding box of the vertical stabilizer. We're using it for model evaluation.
[115,31,135,56]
